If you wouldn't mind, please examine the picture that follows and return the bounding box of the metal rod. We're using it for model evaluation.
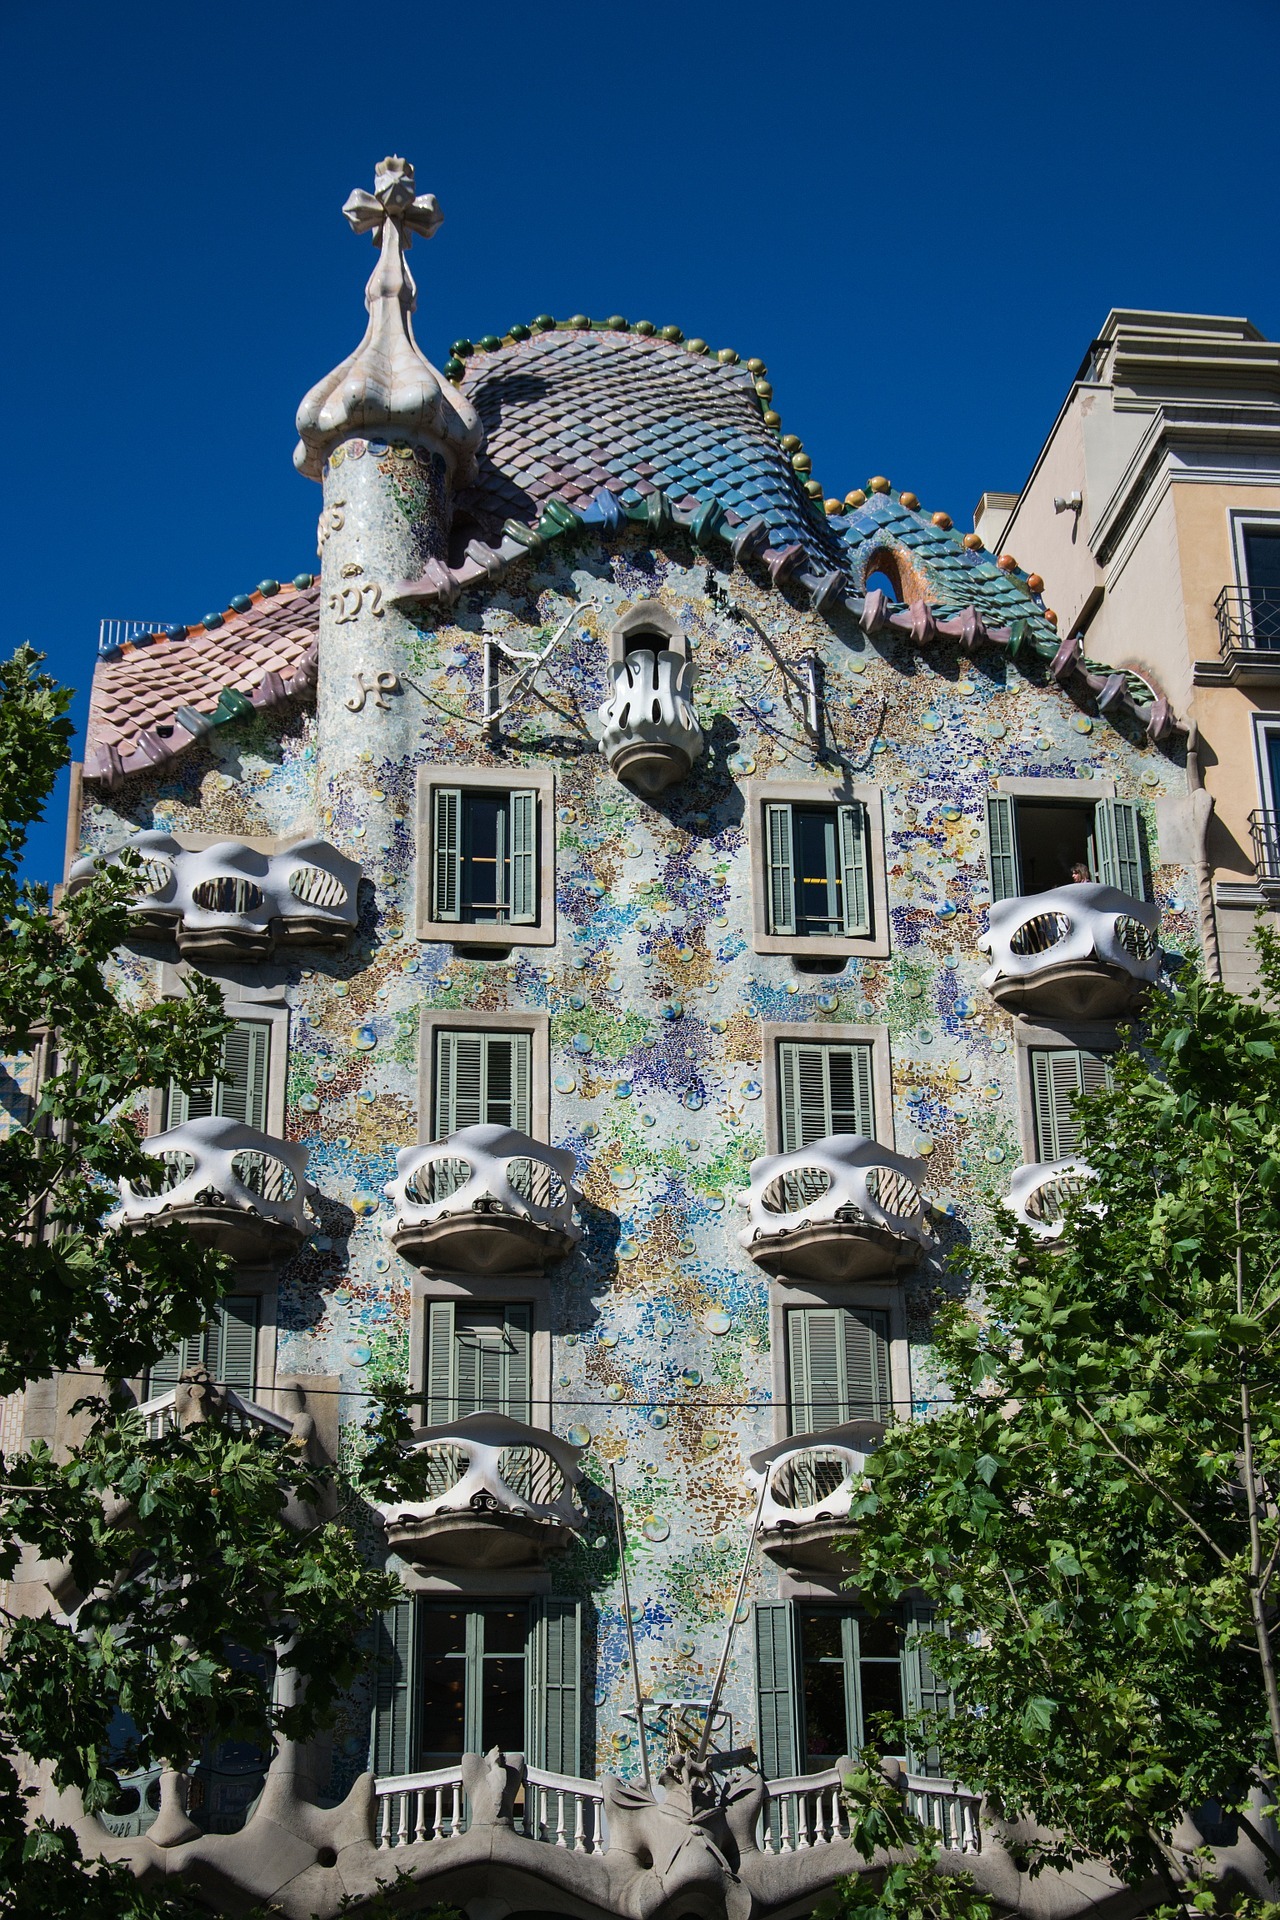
[696,1472,769,1761]
[610,1464,652,1790]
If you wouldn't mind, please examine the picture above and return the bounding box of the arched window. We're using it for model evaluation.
[862,552,902,603]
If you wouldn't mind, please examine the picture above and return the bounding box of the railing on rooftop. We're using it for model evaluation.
[1250,811,1280,883]
[98,618,170,656]
[1215,586,1280,654]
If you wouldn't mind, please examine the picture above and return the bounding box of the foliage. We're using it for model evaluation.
[814,1760,993,1920]
[0,650,397,1913]
[845,929,1280,1899]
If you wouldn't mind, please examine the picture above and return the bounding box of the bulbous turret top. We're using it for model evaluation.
[294,156,482,485]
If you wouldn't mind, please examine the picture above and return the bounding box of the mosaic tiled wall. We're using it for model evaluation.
[80,523,1200,1791]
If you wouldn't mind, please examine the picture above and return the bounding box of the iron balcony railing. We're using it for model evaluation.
[1250,811,1280,883]
[1215,586,1280,654]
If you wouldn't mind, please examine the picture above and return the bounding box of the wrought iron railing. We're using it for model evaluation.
[1215,586,1280,653]
[1250,811,1280,883]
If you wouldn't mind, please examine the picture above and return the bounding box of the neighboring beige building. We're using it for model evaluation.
[988,310,1280,993]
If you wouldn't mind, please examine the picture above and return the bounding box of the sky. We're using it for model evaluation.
[4,0,1279,886]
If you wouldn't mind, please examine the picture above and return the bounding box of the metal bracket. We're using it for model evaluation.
[703,568,825,754]
[482,607,579,739]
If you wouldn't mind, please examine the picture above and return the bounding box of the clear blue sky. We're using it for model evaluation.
[5,0,1278,885]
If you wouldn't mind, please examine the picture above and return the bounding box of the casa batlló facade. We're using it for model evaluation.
[22,157,1261,1918]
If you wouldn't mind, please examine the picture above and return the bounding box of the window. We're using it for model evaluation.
[766,801,871,939]
[431,786,537,927]
[1241,524,1280,649]
[986,792,1147,901]
[778,1040,876,1149]
[145,1295,259,1398]
[425,1301,531,1425]
[786,1306,892,1434]
[1029,1047,1114,1160]
[165,1020,270,1131]
[433,1028,532,1137]
[753,1603,950,1781]
[370,1596,580,1789]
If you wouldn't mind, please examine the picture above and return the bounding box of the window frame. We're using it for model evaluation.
[1250,712,1280,815]
[746,779,889,959]
[768,1274,910,1450]
[418,1010,551,1145]
[417,765,556,948]
[987,774,1154,903]
[608,601,689,668]
[761,1022,895,1155]
[150,972,290,1140]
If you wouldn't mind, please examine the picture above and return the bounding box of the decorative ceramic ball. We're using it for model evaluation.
[1026,572,1044,593]
[568,314,590,331]
[746,357,766,374]
[791,452,812,473]
[450,338,473,358]
[1045,609,1059,626]
[754,380,772,400]
[845,489,867,508]
[606,315,628,330]
[804,479,823,497]
[532,314,555,331]
[478,334,501,352]
[717,347,739,364]
[963,532,984,550]
[686,338,708,354]
[868,475,891,494]
[661,325,683,342]
[780,433,801,453]
[824,498,844,515]
[932,511,953,529]
[997,552,1018,572]
[634,319,656,335]
[762,410,781,429]
[899,491,920,510]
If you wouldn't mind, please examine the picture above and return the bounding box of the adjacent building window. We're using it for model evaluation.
[433,1028,532,1137]
[1029,1047,1114,1160]
[765,800,871,939]
[985,793,1147,900]
[430,786,538,926]
[786,1306,892,1434]
[165,1020,270,1131]
[777,1039,876,1149]
[371,1596,580,1787]
[753,1602,950,1780]
[145,1295,259,1398]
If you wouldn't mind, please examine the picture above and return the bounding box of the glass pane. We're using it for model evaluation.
[482,1657,526,1752]
[420,1659,467,1757]
[463,794,505,921]
[803,1662,849,1766]
[1245,529,1280,592]
[484,1608,527,1654]
[421,1609,467,1655]
[860,1661,905,1754]
[859,1615,901,1659]
[793,808,841,935]
[799,1610,843,1660]
[1267,732,1280,813]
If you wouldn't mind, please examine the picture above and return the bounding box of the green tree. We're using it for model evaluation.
[843,932,1280,1909]
[0,649,396,1915]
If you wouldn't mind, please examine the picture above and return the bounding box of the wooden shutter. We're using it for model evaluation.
[765,803,796,936]
[504,1305,532,1424]
[903,1605,953,1779]
[425,1299,456,1424]
[527,1598,580,1773]
[985,793,1021,902]
[838,802,871,937]
[435,1031,531,1136]
[845,1308,891,1422]
[1030,1048,1114,1160]
[753,1604,797,1781]
[788,1307,890,1434]
[208,1296,258,1393]
[1092,798,1146,899]
[170,1021,269,1131]
[507,790,537,924]
[779,1042,876,1150]
[431,786,463,922]
[371,1599,417,1781]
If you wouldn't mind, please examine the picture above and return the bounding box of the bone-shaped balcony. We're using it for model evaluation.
[738,1135,934,1282]
[67,833,361,961]
[112,1117,313,1264]
[383,1124,582,1274]
[1003,1159,1099,1242]
[596,648,703,797]
[978,882,1159,1019]
[377,1412,587,1568]
[747,1420,882,1574]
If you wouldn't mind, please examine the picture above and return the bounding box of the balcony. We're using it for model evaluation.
[66,833,361,961]
[376,1412,586,1569]
[1250,811,1280,888]
[112,1117,313,1264]
[737,1135,934,1283]
[1197,588,1280,687]
[747,1420,882,1574]
[383,1124,582,1275]
[1004,1160,1098,1242]
[596,647,703,797]
[978,882,1160,1019]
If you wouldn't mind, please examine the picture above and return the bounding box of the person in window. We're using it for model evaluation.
[1070,862,1090,883]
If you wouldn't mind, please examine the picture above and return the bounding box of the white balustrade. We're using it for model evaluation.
[523,1764,606,1852]
[979,883,1159,1000]
[383,1124,582,1258]
[134,1386,296,1443]
[1004,1159,1099,1241]
[374,1765,465,1848]
[738,1133,934,1276]
[747,1420,882,1534]
[112,1117,311,1244]
[376,1412,586,1532]
[905,1773,982,1853]
[759,1767,980,1856]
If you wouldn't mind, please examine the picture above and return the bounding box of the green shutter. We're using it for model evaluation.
[1092,798,1146,899]
[779,1042,876,1150]
[432,787,463,922]
[504,1306,531,1424]
[371,1599,417,1780]
[753,1604,797,1780]
[210,1296,258,1393]
[1030,1048,1114,1160]
[903,1605,953,1779]
[985,793,1021,903]
[765,803,796,936]
[167,1021,269,1132]
[507,790,537,925]
[435,1031,532,1136]
[527,1598,580,1772]
[838,802,872,937]
[453,1305,532,1420]
[426,1299,456,1424]
[788,1307,890,1435]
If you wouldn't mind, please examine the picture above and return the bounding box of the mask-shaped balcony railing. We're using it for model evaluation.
[596,648,703,797]
[738,1134,934,1282]
[746,1420,883,1574]
[1003,1159,1099,1242]
[67,833,361,961]
[383,1124,582,1274]
[112,1117,313,1264]
[376,1411,586,1568]
[978,883,1159,1020]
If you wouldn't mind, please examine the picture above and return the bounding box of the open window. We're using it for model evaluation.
[766,801,871,939]
[418,768,556,947]
[986,792,1148,901]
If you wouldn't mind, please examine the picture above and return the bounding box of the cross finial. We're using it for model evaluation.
[342,155,443,249]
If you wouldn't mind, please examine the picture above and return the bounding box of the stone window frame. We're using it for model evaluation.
[744,776,890,960]
[417,1008,552,1144]
[416,764,557,949]
[766,1277,912,1452]
[607,602,689,668]
[1012,1014,1121,1164]
[151,964,291,1139]
[759,1020,897,1155]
